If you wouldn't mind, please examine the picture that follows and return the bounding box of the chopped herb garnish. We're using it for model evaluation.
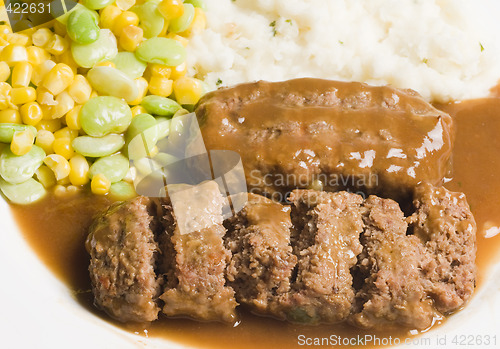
[480,42,485,52]
[422,58,428,64]
[339,40,344,45]
[270,20,277,36]
[285,19,292,24]
[0,21,5,25]
[216,78,223,86]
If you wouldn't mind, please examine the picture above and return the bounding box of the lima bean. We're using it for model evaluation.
[168,3,195,33]
[67,8,100,44]
[131,0,164,38]
[71,29,118,68]
[89,154,129,183]
[141,95,181,116]
[0,145,45,184]
[135,37,186,67]
[184,0,206,10]
[112,52,147,79]
[0,123,37,143]
[0,178,46,205]
[72,134,125,157]
[155,117,171,139]
[82,0,114,10]
[80,96,132,137]
[87,66,139,102]
[126,113,159,160]
[109,181,137,201]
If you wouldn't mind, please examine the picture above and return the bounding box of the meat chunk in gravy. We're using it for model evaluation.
[196,78,454,201]
[87,184,476,330]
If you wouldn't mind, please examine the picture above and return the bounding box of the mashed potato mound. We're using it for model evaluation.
[187,0,500,102]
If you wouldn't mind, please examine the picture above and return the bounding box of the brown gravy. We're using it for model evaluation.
[10,96,500,349]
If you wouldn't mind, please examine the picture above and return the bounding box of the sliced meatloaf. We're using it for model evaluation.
[286,190,364,324]
[224,193,297,319]
[87,196,161,323]
[408,183,477,313]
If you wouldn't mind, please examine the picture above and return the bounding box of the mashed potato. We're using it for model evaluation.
[187,0,500,102]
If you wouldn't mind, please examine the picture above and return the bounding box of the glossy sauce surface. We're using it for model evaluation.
[10,95,500,349]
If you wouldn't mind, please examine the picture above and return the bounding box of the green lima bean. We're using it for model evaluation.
[0,123,37,143]
[89,154,130,183]
[0,145,45,184]
[135,37,186,66]
[0,178,46,205]
[67,8,100,44]
[80,96,132,137]
[141,95,181,116]
[72,134,125,157]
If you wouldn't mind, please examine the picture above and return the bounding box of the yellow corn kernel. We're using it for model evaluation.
[31,60,57,87]
[44,154,71,181]
[100,5,123,30]
[26,46,51,66]
[158,20,170,37]
[53,20,67,36]
[69,154,90,186]
[42,63,75,95]
[46,34,69,56]
[35,129,55,154]
[11,87,36,105]
[20,102,43,126]
[0,82,13,110]
[165,32,189,47]
[12,62,33,88]
[35,165,57,189]
[148,76,173,96]
[53,137,74,159]
[32,28,53,47]
[116,0,136,11]
[94,61,116,68]
[57,175,71,186]
[68,75,92,104]
[0,61,10,82]
[36,87,57,107]
[0,109,21,123]
[170,61,187,80]
[36,119,61,133]
[90,90,99,99]
[173,76,203,105]
[113,11,140,35]
[11,129,35,156]
[54,127,78,140]
[119,25,143,52]
[158,0,184,20]
[180,7,206,37]
[53,184,67,196]
[0,45,28,66]
[0,25,12,37]
[131,105,147,116]
[128,77,148,105]
[150,64,172,78]
[6,33,31,46]
[91,173,111,195]
[57,50,78,74]
[67,185,79,194]
[52,91,75,119]
[65,105,82,130]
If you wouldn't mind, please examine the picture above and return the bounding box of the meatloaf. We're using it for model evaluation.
[196,78,454,201]
[88,184,476,330]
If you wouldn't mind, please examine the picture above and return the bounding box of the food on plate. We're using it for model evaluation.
[87,183,476,330]
[197,78,453,201]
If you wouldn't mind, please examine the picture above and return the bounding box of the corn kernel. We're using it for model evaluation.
[11,87,37,105]
[53,184,67,196]
[0,25,12,37]
[35,130,55,154]
[0,62,10,82]
[26,46,50,66]
[52,91,75,119]
[165,32,189,47]
[31,60,56,86]
[158,0,184,20]
[65,105,82,130]
[180,7,206,37]
[35,165,57,189]
[44,154,71,180]
[6,33,30,46]
[53,20,67,36]
[46,34,69,56]
[113,11,140,35]
[12,62,33,88]
[67,185,79,194]
[148,76,173,96]
[170,61,187,80]
[119,25,143,52]
[91,173,111,195]
[173,76,203,105]
[150,64,172,78]
[32,28,53,47]
[36,87,57,107]
[54,127,78,140]
[42,63,75,95]
[20,102,43,125]
[36,119,61,133]
[100,5,123,30]
[11,129,35,156]
[53,137,74,159]
[128,77,148,105]
[159,20,170,37]
[67,75,92,104]
[1,45,28,66]
[0,109,21,123]
[57,50,78,74]
[90,90,99,99]
[69,154,90,186]
[0,82,12,110]
[131,105,147,117]
[116,0,136,11]
[94,61,116,68]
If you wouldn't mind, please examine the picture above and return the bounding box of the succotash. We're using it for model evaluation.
[0,0,208,205]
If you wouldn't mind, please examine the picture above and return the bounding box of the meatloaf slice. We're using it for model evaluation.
[224,193,297,319]
[349,196,435,330]
[408,183,477,313]
[87,196,161,323]
[286,190,364,324]
[159,181,238,323]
